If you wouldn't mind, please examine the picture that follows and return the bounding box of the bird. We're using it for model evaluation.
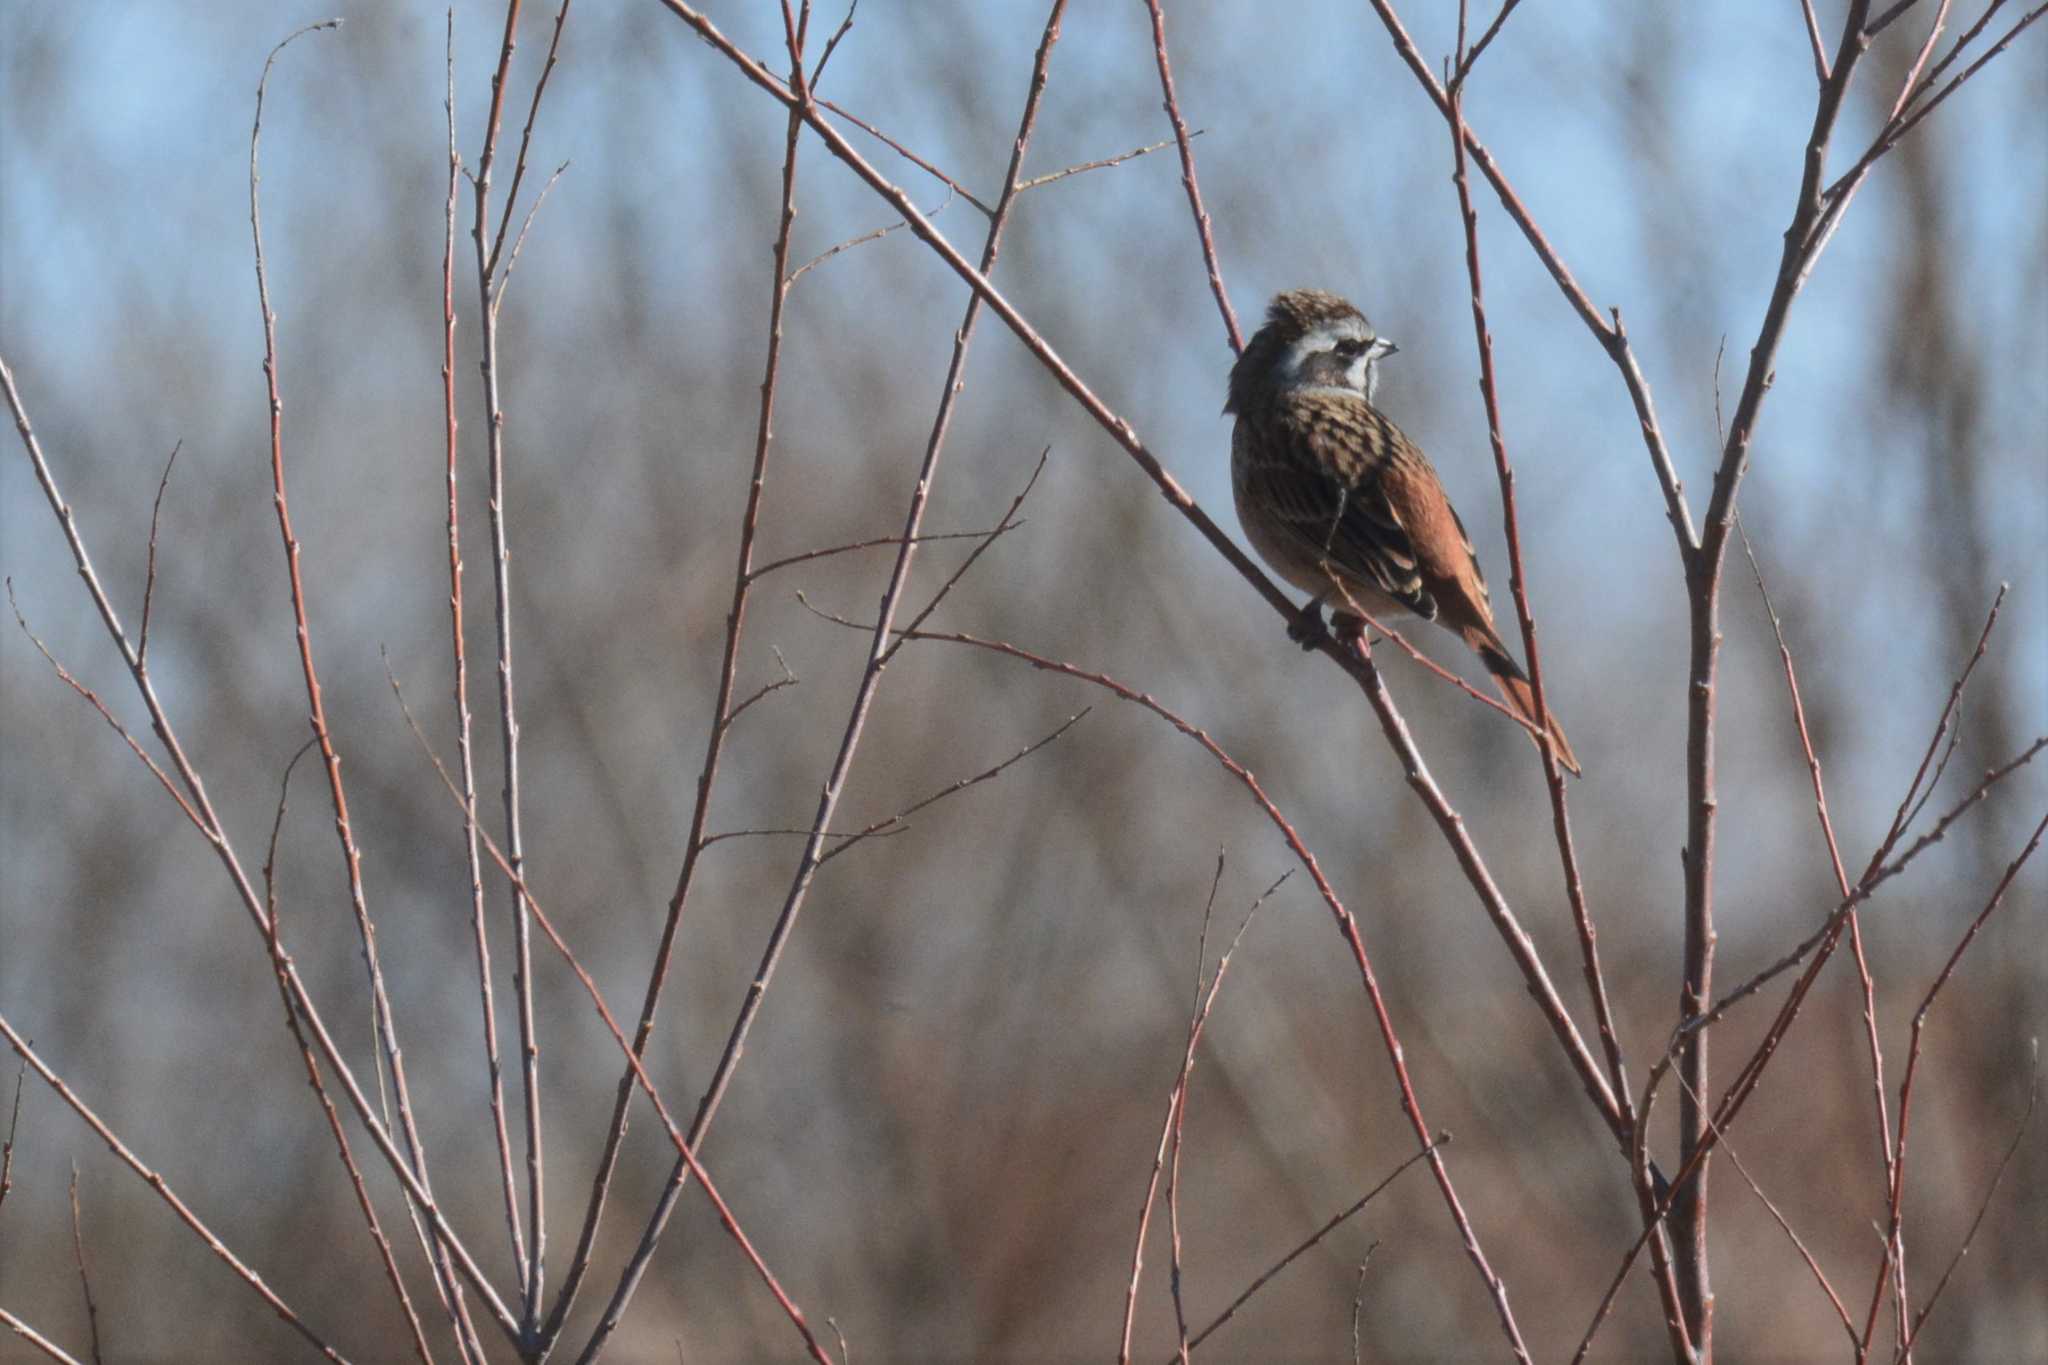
[1226,288,1581,775]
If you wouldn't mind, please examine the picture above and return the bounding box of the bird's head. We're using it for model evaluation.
[1226,288,1397,413]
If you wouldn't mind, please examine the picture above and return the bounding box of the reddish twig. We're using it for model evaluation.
[1121,863,1278,1364]
[1857,809,2047,1361]
[1447,39,1673,1344]
[867,623,1533,1361]
[1445,61,1627,1102]
[879,449,1046,666]
[1802,0,1835,78]
[1898,1040,2038,1357]
[1457,0,1527,77]
[135,440,180,664]
[466,2,548,1331]
[261,735,436,1365]
[252,27,483,1352]
[541,13,816,1346]
[815,96,995,217]
[1178,1142,1438,1361]
[1017,133,1186,192]
[1139,0,1241,351]
[0,1021,352,1363]
[486,0,573,278]
[751,523,1001,579]
[2,363,516,1341]
[443,12,528,1314]
[575,10,1071,1354]
[816,709,1087,865]
[785,186,954,285]
[0,1308,85,1363]
[67,1166,104,1365]
[1,1059,21,1214]
[1738,516,1902,1312]
[389,678,839,1365]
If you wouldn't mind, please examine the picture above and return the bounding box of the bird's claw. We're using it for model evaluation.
[1287,601,1330,651]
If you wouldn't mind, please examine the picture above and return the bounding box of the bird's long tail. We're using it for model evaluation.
[1469,632,1582,777]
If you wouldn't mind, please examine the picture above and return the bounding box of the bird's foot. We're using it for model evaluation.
[1287,600,1330,651]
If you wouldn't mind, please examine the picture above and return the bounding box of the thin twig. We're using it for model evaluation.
[136,441,181,664]
[576,10,1070,1355]
[67,1166,104,1365]
[388,672,838,1365]
[816,96,995,217]
[1016,133,1186,192]
[752,522,998,579]
[823,614,1532,1360]
[1803,0,1835,78]
[1140,0,1241,351]
[1738,515,1898,1245]
[445,12,527,1315]
[2,360,516,1340]
[491,161,568,316]
[0,1020,354,1363]
[1180,1142,1439,1359]
[541,12,817,1346]
[816,709,1087,865]
[1898,1040,2038,1357]
[0,1309,85,1365]
[258,20,476,1350]
[1123,867,1279,1364]
[1858,809,2048,1360]
[487,0,573,277]
[0,1059,22,1214]
[785,186,954,285]
[1457,0,1526,77]
[467,2,547,1332]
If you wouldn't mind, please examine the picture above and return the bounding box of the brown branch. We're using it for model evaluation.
[1858,808,2048,1360]
[1140,0,1241,351]
[540,13,815,1346]
[261,735,437,1365]
[815,96,995,217]
[2,359,516,1341]
[465,2,546,1332]
[443,13,528,1317]
[1016,133,1186,192]
[0,1308,86,1364]
[1898,1040,2038,1357]
[1457,0,1527,78]
[253,23,481,1351]
[815,708,1087,865]
[751,522,1000,579]
[1179,1140,1440,1360]
[67,1166,104,1365]
[872,623,1533,1360]
[389,681,840,1365]
[0,1058,22,1215]
[487,0,573,278]
[1122,863,1278,1364]
[0,1020,353,1363]
[135,440,180,664]
[575,8,1069,1353]
[1737,516,1897,1266]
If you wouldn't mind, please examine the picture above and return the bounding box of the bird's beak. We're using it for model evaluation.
[1377,339,1399,359]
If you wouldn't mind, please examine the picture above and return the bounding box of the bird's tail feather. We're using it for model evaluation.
[1471,634,1582,777]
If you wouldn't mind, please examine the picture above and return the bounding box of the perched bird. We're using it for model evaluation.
[1226,288,1580,775]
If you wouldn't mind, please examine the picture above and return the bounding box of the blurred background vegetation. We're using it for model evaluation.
[2,2,2042,1360]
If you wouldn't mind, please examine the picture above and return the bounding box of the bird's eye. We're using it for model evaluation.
[1332,338,1365,359]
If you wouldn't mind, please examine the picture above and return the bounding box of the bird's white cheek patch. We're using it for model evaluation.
[1279,324,1357,385]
